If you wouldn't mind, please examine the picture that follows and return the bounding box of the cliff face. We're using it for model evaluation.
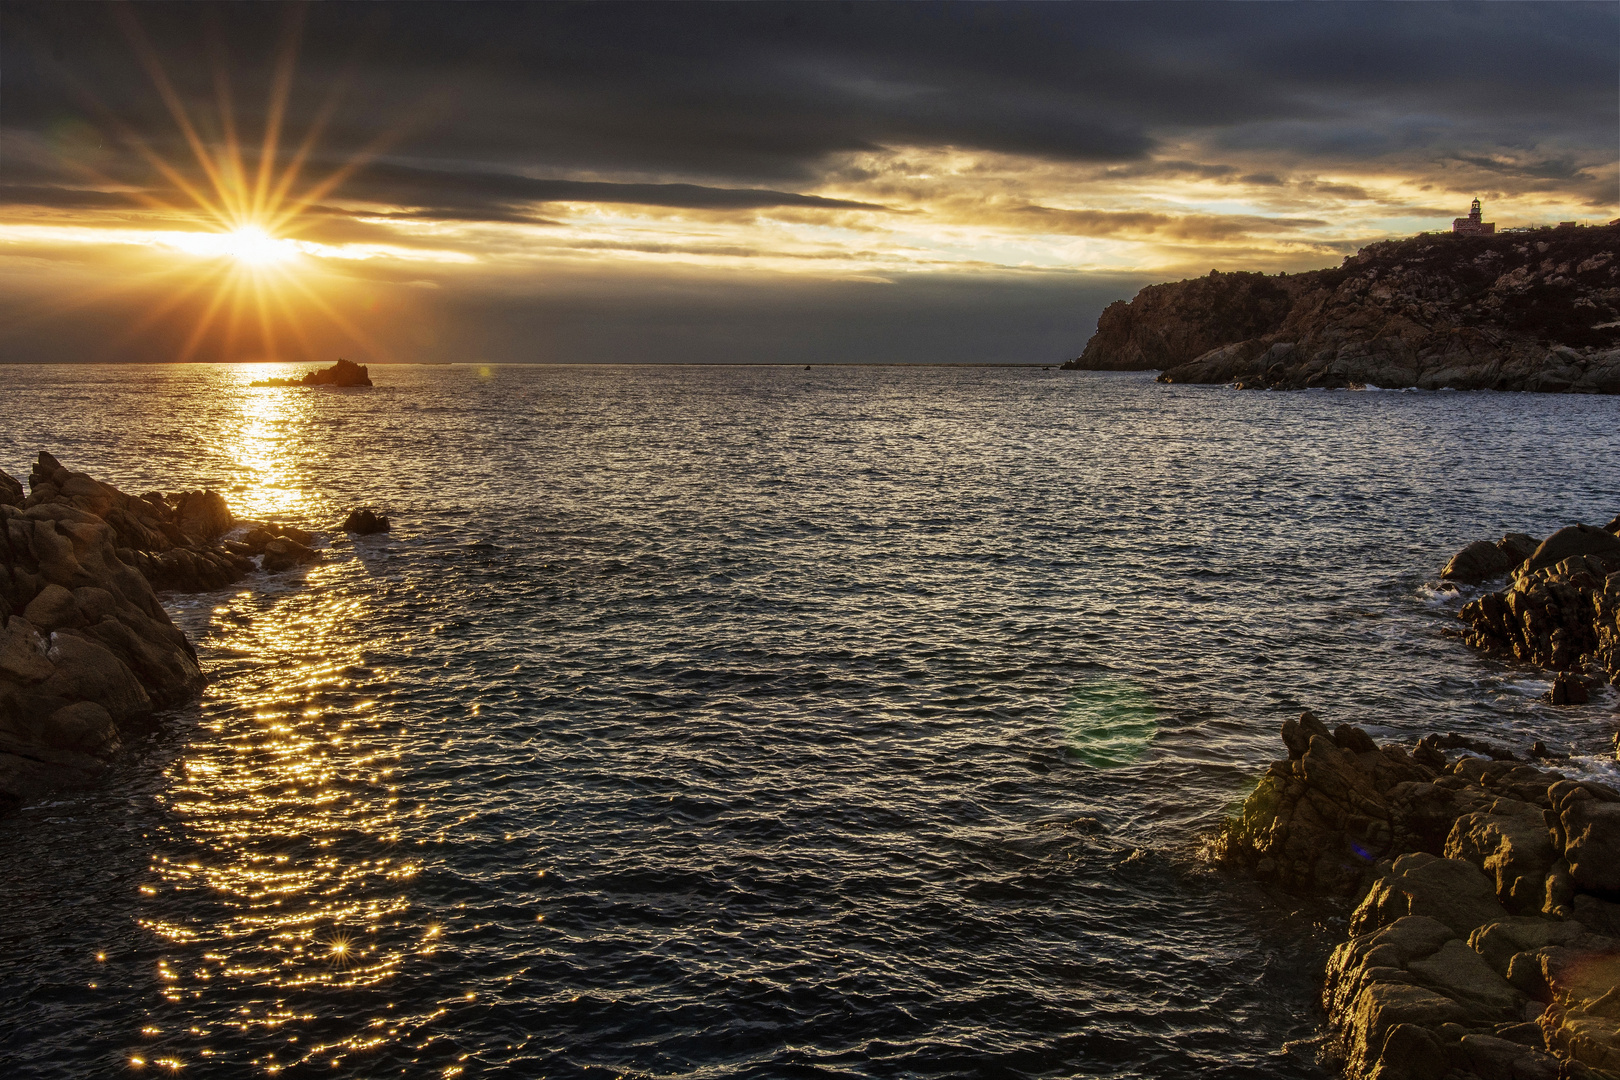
[1073,271,1299,370]
[1065,225,1620,392]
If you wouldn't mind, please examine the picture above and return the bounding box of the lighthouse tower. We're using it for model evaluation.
[1453,198,1495,235]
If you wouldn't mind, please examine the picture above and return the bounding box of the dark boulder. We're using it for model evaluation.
[1441,534,1539,584]
[261,537,320,573]
[1521,524,1620,577]
[1223,715,1620,1079]
[342,508,391,535]
[1442,541,1515,583]
[0,452,330,812]
[175,490,233,541]
[0,469,21,508]
[1547,673,1590,706]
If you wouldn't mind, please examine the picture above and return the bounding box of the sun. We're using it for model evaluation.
[218,225,297,266]
[52,5,403,364]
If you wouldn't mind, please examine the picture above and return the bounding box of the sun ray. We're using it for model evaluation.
[205,15,251,225]
[253,4,308,222]
[222,269,257,361]
[266,124,410,235]
[261,64,360,226]
[282,274,394,363]
[253,280,280,363]
[102,265,234,356]
[24,39,226,226]
[114,6,243,225]
[175,273,239,363]
[11,4,421,365]
[270,287,322,362]
[0,262,174,338]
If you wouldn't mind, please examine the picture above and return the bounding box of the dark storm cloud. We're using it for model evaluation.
[330,163,888,221]
[5,1,1614,190]
[0,184,144,211]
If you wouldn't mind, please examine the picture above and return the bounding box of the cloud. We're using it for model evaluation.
[10,2,1612,186]
[1014,205,1327,242]
[330,163,890,220]
[0,1,1613,364]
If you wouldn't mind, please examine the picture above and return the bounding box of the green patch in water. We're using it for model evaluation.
[1060,678,1159,767]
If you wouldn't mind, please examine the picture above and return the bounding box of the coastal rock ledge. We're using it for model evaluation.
[1064,224,1620,393]
[0,453,320,811]
[1441,519,1620,693]
[1218,714,1620,1080]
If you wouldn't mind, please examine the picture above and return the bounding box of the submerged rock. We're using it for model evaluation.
[251,358,373,388]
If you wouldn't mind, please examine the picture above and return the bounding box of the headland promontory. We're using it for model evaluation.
[1065,221,1620,393]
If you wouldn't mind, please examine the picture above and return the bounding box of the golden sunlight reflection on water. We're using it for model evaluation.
[134,382,442,1074]
[215,366,330,522]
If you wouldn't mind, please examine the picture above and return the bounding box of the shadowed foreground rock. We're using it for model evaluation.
[1217,714,1620,1079]
[342,507,390,535]
[0,453,321,811]
[1446,520,1620,689]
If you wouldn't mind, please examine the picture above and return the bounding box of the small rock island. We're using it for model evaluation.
[251,357,373,388]
[1064,211,1620,393]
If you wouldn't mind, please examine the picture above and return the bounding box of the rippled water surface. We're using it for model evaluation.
[2,364,1618,1079]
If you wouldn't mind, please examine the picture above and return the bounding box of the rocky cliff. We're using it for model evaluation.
[0,453,322,811]
[1065,224,1620,392]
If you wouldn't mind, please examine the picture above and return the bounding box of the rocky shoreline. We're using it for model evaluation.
[1219,518,1620,1079]
[0,452,324,811]
[1064,224,1620,393]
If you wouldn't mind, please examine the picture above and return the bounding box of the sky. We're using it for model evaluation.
[1,1,1616,365]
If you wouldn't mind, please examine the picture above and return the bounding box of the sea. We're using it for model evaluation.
[2,363,1618,1079]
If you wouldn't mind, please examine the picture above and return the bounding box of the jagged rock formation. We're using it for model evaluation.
[1449,521,1620,689]
[1065,224,1620,392]
[0,453,321,810]
[1217,713,1620,1079]
[251,357,373,387]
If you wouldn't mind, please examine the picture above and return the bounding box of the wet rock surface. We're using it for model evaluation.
[1065,224,1620,393]
[1220,714,1620,1079]
[342,507,391,535]
[0,453,322,811]
[1450,521,1620,688]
